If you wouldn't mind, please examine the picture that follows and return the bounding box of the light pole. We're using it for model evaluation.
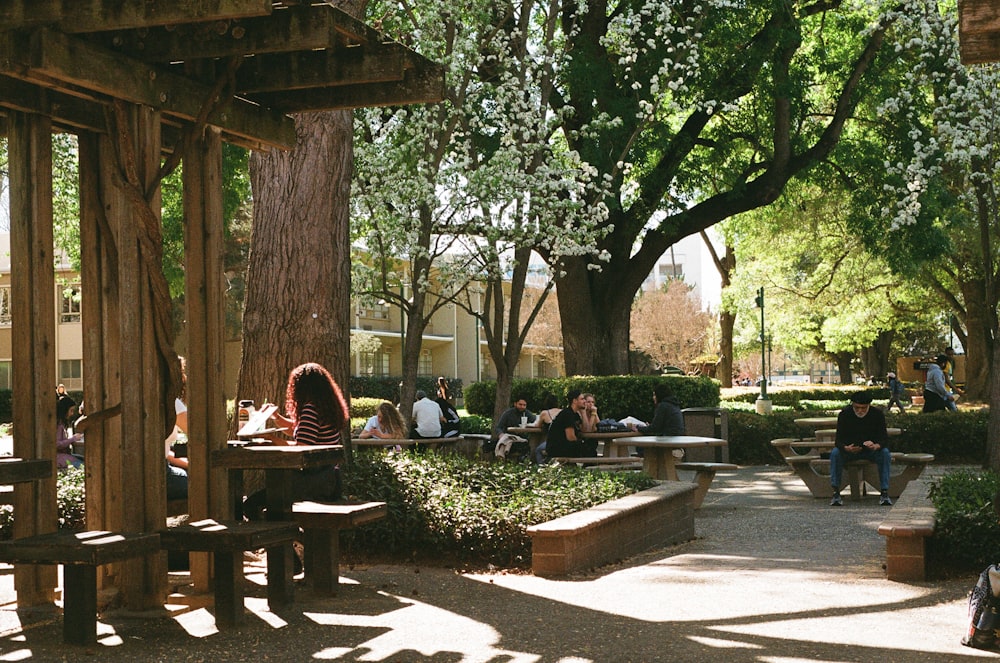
[754,287,772,413]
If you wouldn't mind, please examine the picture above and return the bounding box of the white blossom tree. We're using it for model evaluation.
[353,1,609,421]
[864,0,1000,464]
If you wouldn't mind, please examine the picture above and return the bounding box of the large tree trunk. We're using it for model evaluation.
[719,310,735,388]
[986,342,1000,470]
[239,110,353,430]
[961,277,992,401]
[833,352,854,385]
[860,330,893,380]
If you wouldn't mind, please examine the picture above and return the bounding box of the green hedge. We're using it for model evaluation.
[725,407,989,466]
[0,465,86,539]
[341,452,655,566]
[927,469,1000,572]
[464,375,720,421]
[348,376,463,402]
[725,387,889,406]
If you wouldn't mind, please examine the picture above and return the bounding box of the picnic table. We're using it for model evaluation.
[211,442,344,601]
[505,426,546,456]
[606,435,727,480]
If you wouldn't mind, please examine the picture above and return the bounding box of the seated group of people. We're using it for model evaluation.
[359,377,461,441]
[491,383,686,463]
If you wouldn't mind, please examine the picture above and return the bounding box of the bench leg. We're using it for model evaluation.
[689,470,716,509]
[788,465,835,498]
[62,565,97,645]
[301,527,339,595]
[213,551,244,629]
[846,464,866,501]
[266,543,295,608]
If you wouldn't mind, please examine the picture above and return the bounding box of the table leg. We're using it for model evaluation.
[642,448,680,481]
[264,469,295,605]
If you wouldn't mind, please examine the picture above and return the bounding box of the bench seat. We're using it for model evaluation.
[159,519,300,627]
[675,462,738,508]
[783,453,934,499]
[291,501,387,594]
[0,530,160,644]
[878,480,935,581]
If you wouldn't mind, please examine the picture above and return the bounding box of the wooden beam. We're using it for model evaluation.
[89,4,384,63]
[248,59,445,112]
[960,0,1000,35]
[230,44,407,93]
[0,29,296,150]
[0,0,272,33]
[0,76,106,134]
[959,30,1000,64]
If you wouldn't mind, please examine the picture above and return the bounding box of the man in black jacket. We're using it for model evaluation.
[829,391,891,507]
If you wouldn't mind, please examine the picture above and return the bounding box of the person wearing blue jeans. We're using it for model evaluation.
[829,391,892,506]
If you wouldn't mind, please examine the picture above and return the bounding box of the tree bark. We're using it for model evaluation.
[240,110,353,430]
[834,352,854,385]
[961,277,992,401]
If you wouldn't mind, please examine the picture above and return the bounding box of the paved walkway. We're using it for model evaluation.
[0,465,993,661]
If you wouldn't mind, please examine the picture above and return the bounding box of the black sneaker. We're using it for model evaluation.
[830,493,843,506]
[880,493,893,506]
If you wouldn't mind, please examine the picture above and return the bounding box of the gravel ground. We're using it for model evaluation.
[0,465,993,662]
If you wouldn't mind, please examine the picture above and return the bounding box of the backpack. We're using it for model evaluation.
[963,564,1000,649]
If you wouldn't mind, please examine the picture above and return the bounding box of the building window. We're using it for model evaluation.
[0,361,10,389]
[360,351,390,376]
[59,359,82,390]
[60,285,81,323]
[418,349,433,377]
[658,263,684,280]
[0,287,9,326]
[356,301,390,320]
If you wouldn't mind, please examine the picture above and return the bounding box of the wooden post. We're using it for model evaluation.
[8,110,59,605]
[182,126,230,590]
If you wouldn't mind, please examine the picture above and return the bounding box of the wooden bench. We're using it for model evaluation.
[291,501,387,594]
[0,530,160,645]
[527,481,696,576]
[878,480,935,581]
[783,453,934,499]
[675,462,738,508]
[158,519,300,628]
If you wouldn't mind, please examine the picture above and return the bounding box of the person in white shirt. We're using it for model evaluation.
[410,390,444,439]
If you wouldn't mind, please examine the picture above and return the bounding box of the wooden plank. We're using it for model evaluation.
[250,60,445,112]
[8,110,60,606]
[230,45,407,93]
[0,29,296,151]
[0,530,161,566]
[0,0,272,32]
[0,76,106,133]
[90,4,383,62]
[960,0,1000,35]
[959,30,1000,65]
[0,459,52,484]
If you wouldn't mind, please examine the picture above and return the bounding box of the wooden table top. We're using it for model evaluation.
[212,443,343,470]
[609,435,726,448]
[793,417,839,427]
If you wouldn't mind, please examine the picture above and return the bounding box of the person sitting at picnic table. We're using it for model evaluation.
[165,356,190,500]
[493,395,535,439]
[55,393,84,470]
[359,401,408,439]
[545,389,597,459]
[627,383,685,458]
[435,380,462,438]
[245,362,347,520]
[580,392,600,433]
[922,354,954,413]
[528,392,561,464]
[410,390,446,439]
[829,391,892,507]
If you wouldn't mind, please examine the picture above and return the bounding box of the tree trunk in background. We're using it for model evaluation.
[239,110,353,433]
[961,277,992,401]
[860,330,893,380]
[834,352,854,385]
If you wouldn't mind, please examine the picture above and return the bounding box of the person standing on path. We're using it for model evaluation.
[829,391,892,507]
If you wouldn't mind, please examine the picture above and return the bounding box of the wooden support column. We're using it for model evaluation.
[182,127,230,591]
[95,104,168,608]
[8,111,59,606]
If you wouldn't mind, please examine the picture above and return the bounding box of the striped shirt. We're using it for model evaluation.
[293,402,342,446]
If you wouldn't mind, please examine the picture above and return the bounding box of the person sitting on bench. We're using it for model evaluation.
[829,391,891,507]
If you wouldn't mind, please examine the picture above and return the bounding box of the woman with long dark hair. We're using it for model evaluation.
[246,362,348,518]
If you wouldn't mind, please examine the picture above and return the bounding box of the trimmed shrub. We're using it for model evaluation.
[341,451,655,567]
[927,469,1000,572]
[464,375,720,420]
[350,397,385,420]
[0,465,87,540]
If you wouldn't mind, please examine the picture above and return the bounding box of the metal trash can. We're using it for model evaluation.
[681,407,729,462]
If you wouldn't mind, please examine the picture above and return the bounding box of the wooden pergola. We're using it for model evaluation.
[0,0,442,609]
